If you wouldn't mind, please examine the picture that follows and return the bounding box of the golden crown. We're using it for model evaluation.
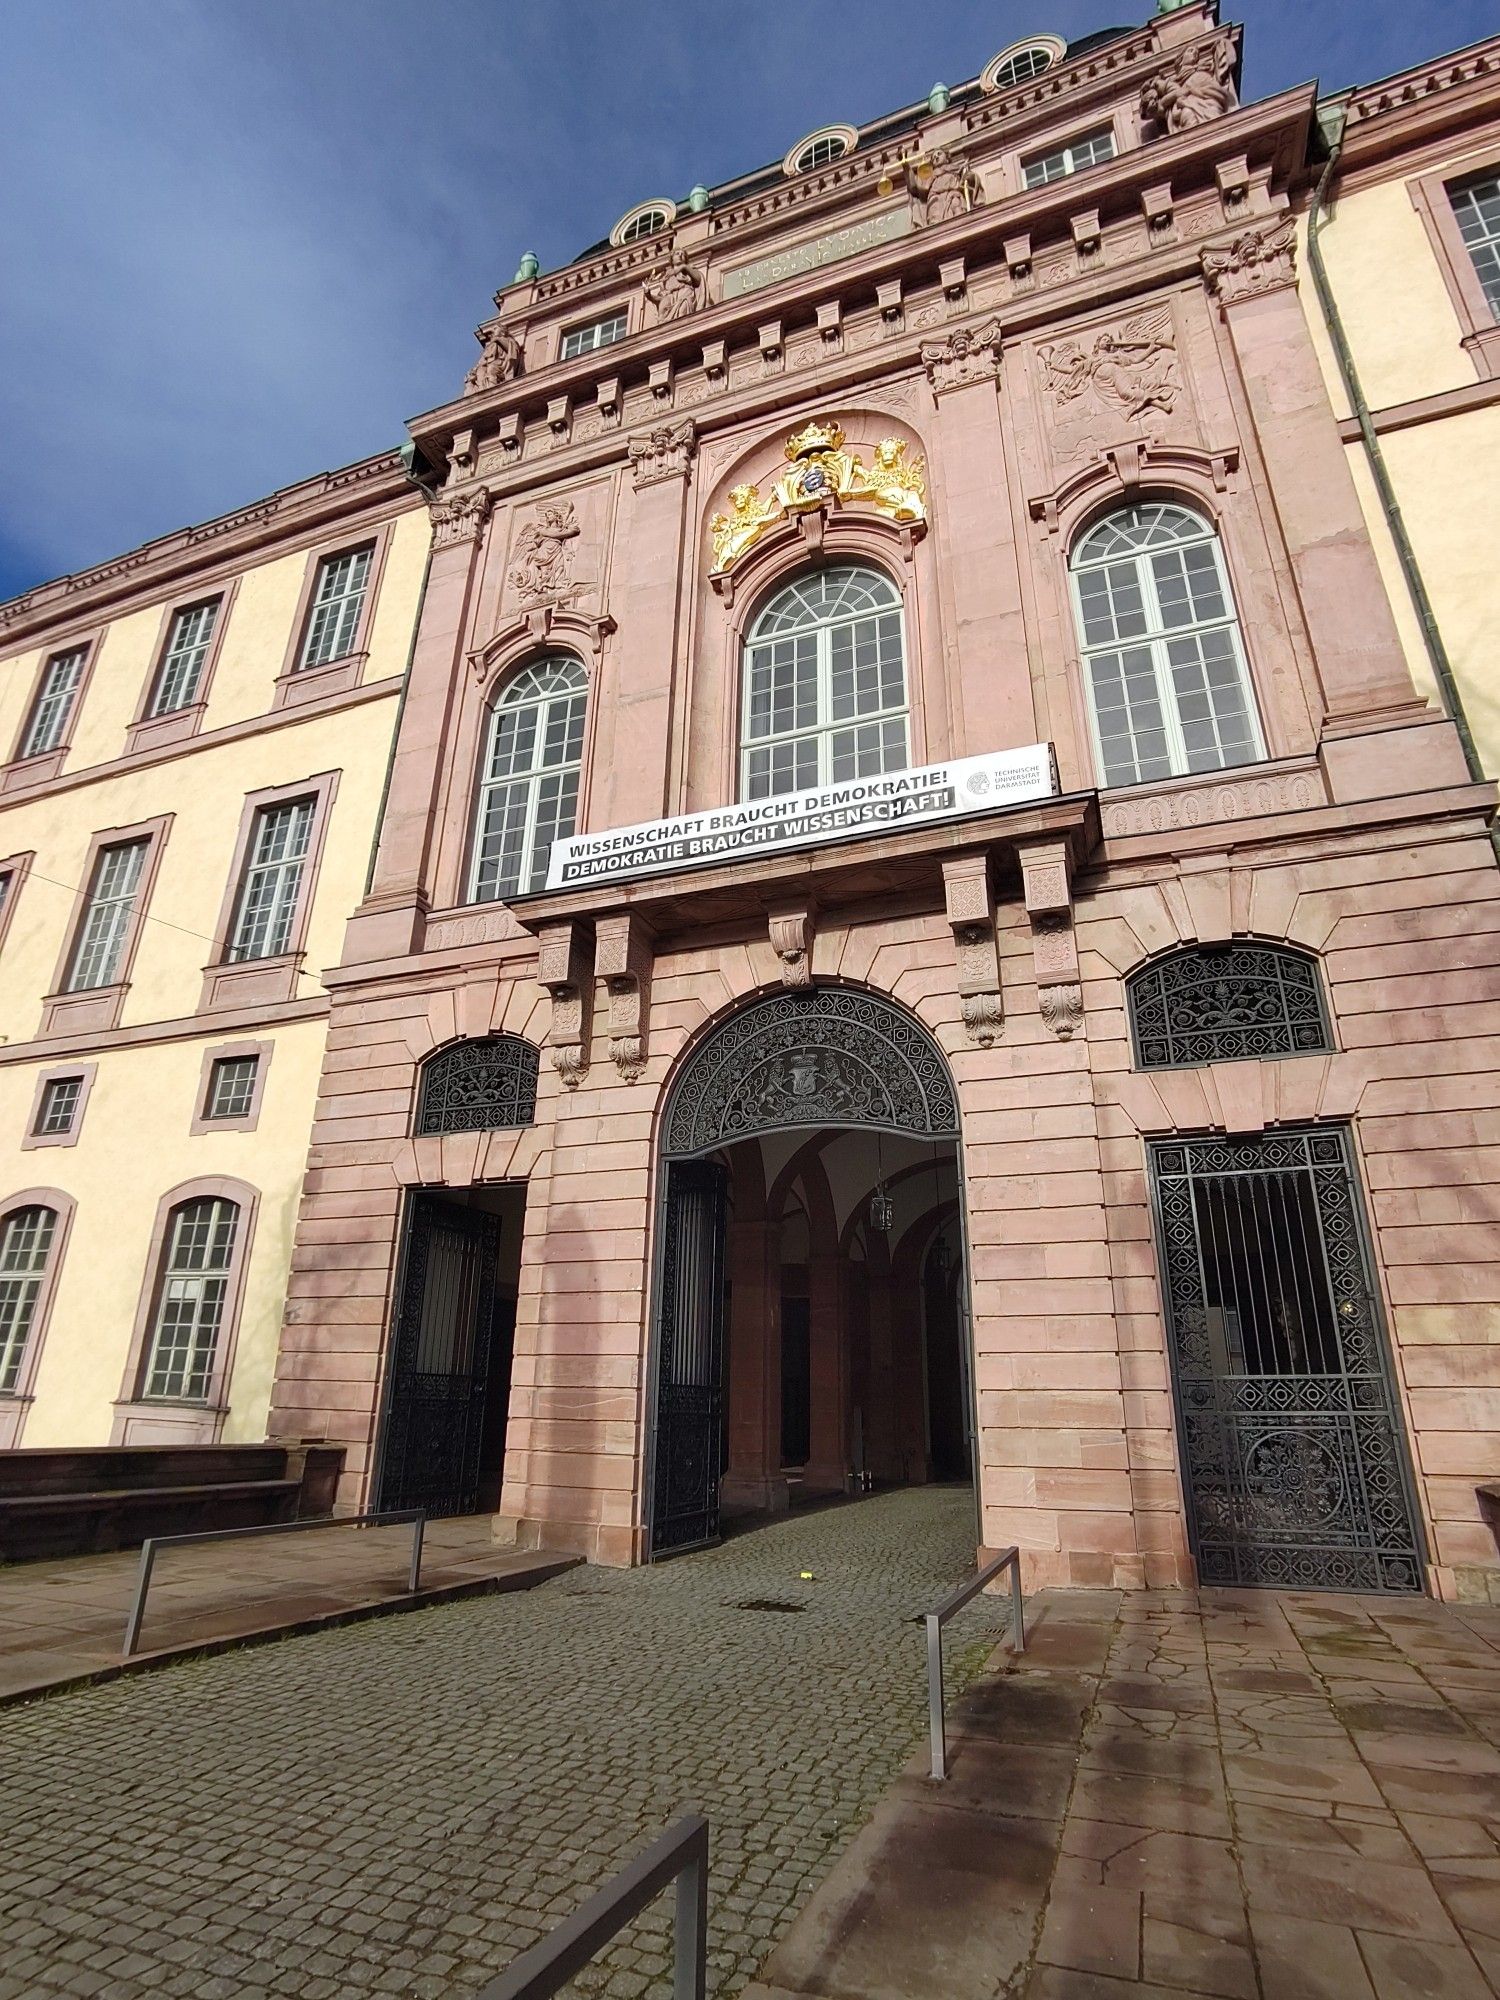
[785,418,845,460]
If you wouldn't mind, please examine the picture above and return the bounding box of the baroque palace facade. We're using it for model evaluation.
[6,2,1500,1600]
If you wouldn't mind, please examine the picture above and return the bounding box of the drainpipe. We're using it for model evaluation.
[362,443,439,897]
[1304,100,1497,859]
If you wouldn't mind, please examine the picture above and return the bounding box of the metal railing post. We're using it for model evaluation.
[121,1538,159,1659]
[408,1512,425,1593]
[921,1544,1025,1783]
[673,1823,708,2000]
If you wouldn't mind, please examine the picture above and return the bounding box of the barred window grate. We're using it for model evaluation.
[143,1197,239,1401]
[415,1036,539,1134]
[741,566,908,801]
[150,598,221,715]
[0,1206,57,1395]
[67,838,148,992]
[227,798,314,961]
[471,658,586,902]
[1129,944,1333,1070]
[22,649,85,758]
[34,1076,82,1137]
[298,546,372,669]
[205,1056,258,1121]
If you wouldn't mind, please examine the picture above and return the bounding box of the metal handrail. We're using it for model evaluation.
[475,1814,709,2000]
[923,1544,1025,1781]
[121,1508,426,1658]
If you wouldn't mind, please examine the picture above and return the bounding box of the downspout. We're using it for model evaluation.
[363,443,439,897]
[1305,99,1495,848]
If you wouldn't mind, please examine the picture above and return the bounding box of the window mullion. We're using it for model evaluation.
[817,625,834,787]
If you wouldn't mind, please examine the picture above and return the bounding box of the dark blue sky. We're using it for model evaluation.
[1,0,1492,602]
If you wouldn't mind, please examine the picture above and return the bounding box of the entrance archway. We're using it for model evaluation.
[649,987,969,1555]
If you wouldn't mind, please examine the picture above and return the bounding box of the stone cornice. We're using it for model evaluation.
[0,451,414,654]
[1343,34,1500,143]
[412,83,1317,483]
[0,991,331,1071]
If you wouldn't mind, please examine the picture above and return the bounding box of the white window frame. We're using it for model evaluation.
[297,545,373,670]
[611,201,674,247]
[560,313,627,361]
[1069,504,1264,791]
[21,649,86,759]
[470,657,588,903]
[149,597,221,716]
[0,1206,56,1396]
[66,838,149,992]
[142,1197,239,1402]
[739,567,910,802]
[1452,174,1500,318]
[1023,127,1117,190]
[981,36,1065,93]
[227,798,315,962]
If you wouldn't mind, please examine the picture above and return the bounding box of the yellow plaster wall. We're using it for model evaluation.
[0,1019,337,1445]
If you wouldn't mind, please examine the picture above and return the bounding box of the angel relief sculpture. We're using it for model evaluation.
[1041,317,1179,427]
[508,501,579,603]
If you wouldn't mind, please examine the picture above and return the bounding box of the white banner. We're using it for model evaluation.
[544,743,1058,892]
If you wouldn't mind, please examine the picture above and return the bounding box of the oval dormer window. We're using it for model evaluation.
[981,35,1066,92]
[784,125,857,177]
[611,201,675,248]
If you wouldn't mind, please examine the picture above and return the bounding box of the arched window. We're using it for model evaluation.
[142,1196,241,1401]
[740,565,908,800]
[612,201,674,246]
[415,1036,540,1135]
[0,1204,59,1396]
[982,37,1065,92]
[784,126,856,177]
[1128,943,1332,1070]
[471,656,587,901]
[1070,502,1262,790]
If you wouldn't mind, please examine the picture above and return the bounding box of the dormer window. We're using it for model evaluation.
[1023,127,1116,189]
[611,201,675,248]
[560,312,627,361]
[981,35,1066,93]
[784,126,857,178]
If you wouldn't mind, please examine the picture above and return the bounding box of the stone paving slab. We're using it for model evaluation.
[0,1485,1005,1999]
[0,1519,578,1703]
[748,1583,1500,2000]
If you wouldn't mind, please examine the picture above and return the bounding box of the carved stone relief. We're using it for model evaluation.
[1140,36,1238,134]
[502,480,609,612]
[643,251,702,324]
[942,856,1002,1047]
[919,316,1002,395]
[1101,770,1323,838]
[627,419,696,489]
[537,921,591,1085]
[429,486,492,551]
[595,914,653,1080]
[1019,840,1083,1041]
[463,322,523,397]
[1201,216,1298,310]
[768,905,815,989]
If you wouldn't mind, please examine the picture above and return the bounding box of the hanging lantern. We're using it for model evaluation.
[869,1185,894,1233]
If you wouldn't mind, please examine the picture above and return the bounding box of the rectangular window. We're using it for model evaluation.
[0,873,11,928]
[1452,175,1500,318]
[204,1055,259,1121]
[144,1198,238,1401]
[0,1207,56,1395]
[20,648,86,759]
[227,798,314,962]
[298,546,372,670]
[33,1077,83,1139]
[1022,127,1116,189]
[149,598,221,716]
[560,312,627,361]
[66,838,149,992]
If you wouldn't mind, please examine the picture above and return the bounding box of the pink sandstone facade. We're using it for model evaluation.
[267,6,1500,1599]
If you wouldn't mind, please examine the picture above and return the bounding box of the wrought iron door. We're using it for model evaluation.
[378,1194,500,1516]
[650,1161,729,1555]
[1150,1127,1423,1593]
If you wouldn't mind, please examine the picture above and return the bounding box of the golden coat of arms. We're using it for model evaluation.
[709,419,927,574]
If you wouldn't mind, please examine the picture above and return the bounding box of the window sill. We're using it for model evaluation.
[199,954,304,1012]
[1,747,67,794]
[110,1399,227,1446]
[272,651,366,711]
[38,984,126,1039]
[1462,323,1500,382]
[0,1394,34,1449]
[124,703,206,755]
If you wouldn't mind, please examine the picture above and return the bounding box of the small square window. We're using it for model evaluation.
[34,1076,83,1138]
[205,1056,259,1122]
[560,313,627,361]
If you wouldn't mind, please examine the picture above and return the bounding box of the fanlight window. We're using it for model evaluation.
[786,127,855,176]
[471,656,587,901]
[613,202,674,246]
[982,37,1064,92]
[415,1036,540,1135]
[740,565,907,800]
[1070,503,1262,790]
[1128,944,1332,1070]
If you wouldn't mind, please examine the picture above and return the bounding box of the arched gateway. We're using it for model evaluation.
[649,988,966,1554]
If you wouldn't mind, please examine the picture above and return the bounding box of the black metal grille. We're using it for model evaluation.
[1150,1126,1423,1593]
[662,987,957,1157]
[415,1035,538,1135]
[1129,944,1331,1070]
[651,1161,728,1555]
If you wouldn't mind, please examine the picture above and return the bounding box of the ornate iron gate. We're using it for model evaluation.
[650,1161,729,1555]
[378,1193,500,1517]
[1150,1127,1423,1593]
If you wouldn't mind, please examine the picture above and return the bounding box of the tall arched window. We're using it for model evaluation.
[142,1196,240,1401]
[1070,503,1262,790]
[471,656,587,901]
[740,565,908,800]
[0,1204,59,1396]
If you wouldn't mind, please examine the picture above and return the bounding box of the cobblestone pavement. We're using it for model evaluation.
[0,1486,1004,2000]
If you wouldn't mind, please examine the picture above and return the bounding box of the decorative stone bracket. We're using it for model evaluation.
[627,418,696,489]
[1201,215,1298,313]
[536,920,592,1086]
[429,485,492,550]
[768,902,816,988]
[941,856,1002,1047]
[1019,839,1082,1040]
[594,913,653,1080]
[919,316,1003,396]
